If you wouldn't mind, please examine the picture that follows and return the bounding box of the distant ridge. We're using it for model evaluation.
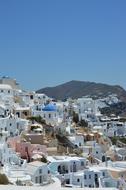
[36,80,126,101]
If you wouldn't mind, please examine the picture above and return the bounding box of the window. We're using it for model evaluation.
[39,169,42,174]
[89,174,91,179]
[81,161,84,166]
[89,185,92,187]
[17,123,19,129]
[30,95,33,99]
[66,179,70,184]
[1,90,3,93]
[95,174,98,178]
[49,114,51,118]
[77,178,80,182]
[39,176,42,183]
[5,127,7,131]
[35,177,38,183]
[10,123,12,126]
[103,172,105,177]
[84,175,86,179]
[96,151,98,154]
[16,112,20,117]
[8,90,10,93]
[23,112,27,116]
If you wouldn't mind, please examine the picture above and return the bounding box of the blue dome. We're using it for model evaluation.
[42,103,57,112]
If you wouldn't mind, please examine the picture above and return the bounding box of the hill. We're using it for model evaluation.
[36,80,126,101]
[100,102,126,117]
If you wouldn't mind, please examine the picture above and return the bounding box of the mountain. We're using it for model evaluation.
[36,80,126,101]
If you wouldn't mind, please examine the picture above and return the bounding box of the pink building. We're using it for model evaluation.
[8,136,47,161]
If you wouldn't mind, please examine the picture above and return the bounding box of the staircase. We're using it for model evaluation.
[56,134,76,149]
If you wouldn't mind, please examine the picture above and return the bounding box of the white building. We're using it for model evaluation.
[26,161,50,185]
[32,103,58,126]
[76,97,100,122]
[0,84,14,96]
[48,155,87,176]
[0,130,23,166]
[68,135,84,148]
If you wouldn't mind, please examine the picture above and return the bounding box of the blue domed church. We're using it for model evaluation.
[42,103,57,125]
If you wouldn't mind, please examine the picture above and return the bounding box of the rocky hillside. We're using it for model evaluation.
[36,80,126,101]
[100,102,126,117]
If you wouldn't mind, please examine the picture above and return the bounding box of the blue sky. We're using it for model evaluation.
[0,0,126,90]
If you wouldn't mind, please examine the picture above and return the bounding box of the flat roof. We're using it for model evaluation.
[47,156,85,163]
[0,84,12,89]
[15,107,30,111]
[0,185,118,190]
[27,161,46,167]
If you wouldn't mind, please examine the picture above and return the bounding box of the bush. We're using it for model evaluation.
[31,125,41,131]
[72,111,79,123]
[110,136,118,145]
[0,174,9,184]
[41,156,48,163]
[79,119,88,127]
[28,116,46,125]
[111,136,126,145]
[119,117,126,122]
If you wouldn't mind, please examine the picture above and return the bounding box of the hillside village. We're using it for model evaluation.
[0,76,126,189]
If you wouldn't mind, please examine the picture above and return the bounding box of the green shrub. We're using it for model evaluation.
[0,173,9,184]
[79,119,88,127]
[41,156,47,163]
[28,116,46,125]
[72,111,79,123]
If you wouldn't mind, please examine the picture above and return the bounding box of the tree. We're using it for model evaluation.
[72,111,79,123]
[79,119,88,127]
[28,115,46,125]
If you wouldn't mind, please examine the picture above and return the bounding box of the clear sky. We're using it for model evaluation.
[0,0,126,90]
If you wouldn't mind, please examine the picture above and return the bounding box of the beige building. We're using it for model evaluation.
[0,77,20,89]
